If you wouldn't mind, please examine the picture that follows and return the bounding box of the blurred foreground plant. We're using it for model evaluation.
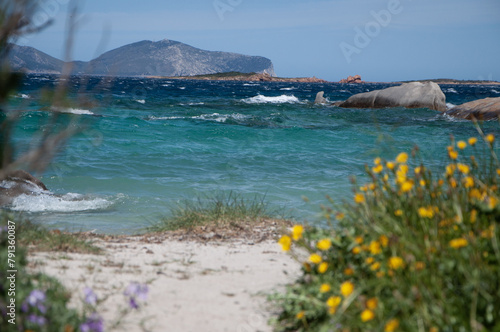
[272,130,500,332]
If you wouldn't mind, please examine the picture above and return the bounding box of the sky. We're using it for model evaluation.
[17,0,500,82]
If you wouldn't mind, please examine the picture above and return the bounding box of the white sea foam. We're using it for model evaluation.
[280,87,295,91]
[179,87,186,90]
[135,99,146,104]
[445,88,458,94]
[491,89,499,94]
[242,94,301,104]
[57,108,94,115]
[10,192,113,213]
[179,102,205,106]
[17,93,30,99]
[446,103,456,110]
[243,83,259,86]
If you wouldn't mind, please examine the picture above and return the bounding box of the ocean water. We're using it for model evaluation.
[4,75,500,234]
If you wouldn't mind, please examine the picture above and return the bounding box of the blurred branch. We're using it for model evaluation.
[0,0,81,180]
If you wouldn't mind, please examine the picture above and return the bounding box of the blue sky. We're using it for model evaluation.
[18,0,500,82]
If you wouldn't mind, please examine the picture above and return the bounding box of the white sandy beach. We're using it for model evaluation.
[27,234,300,332]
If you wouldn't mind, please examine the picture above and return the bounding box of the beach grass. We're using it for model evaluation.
[3,214,101,254]
[149,192,283,233]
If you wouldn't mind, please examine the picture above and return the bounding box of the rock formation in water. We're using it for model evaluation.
[314,91,328,104]
[337,82,446,112]
[445,97,500,120]
[0,170,48,206]
[339,75,363,84]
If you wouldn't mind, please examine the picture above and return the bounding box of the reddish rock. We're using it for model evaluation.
[339,75,364,84]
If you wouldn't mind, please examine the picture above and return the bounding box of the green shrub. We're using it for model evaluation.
[272,132,500,332]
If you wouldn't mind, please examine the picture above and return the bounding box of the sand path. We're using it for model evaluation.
[28,235,299,332]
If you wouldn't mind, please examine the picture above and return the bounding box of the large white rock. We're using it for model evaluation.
[338,82,447,112]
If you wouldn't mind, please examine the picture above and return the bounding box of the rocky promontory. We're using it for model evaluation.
[163,72,329,83]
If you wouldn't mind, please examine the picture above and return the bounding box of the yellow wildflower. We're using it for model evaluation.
[354,193,366,204]
[497,168,500,176]
[463,176,474,188]
[340,281,354,297]
[470,209,477,223]
[449,149,458,160]
[366,298,378,310]
[468,137,478,146]
[401,180,414,193]
[361,309,375,322]
[420,179,426,187]
[296,311,305,320]
[385,319,400,332]
[469,188,482,200]
[292,225,304,241]
[365,257,375,264]
[344,267,354,276]
[388,256,404,270]
[414,166,422,175]
[449,178,457,188]
[379,235,389,247]
[355,236,364,244]
[373,164,384,174]
[336,212,345,220]
[457,163,470,174]
[360,185,368,192]
[430,327,439,332]
[370,262,381,271]
[352,246,361,254]
[374,157,382,165]
[386,161,395,170]
[418,207,435,218]
[396,152,408,164]
[446,164,456,176]
[449,238,468,249]
[376,271,385,278]
[486,134,495,144]
[278,235,292,251]
[318,262,329,274]
[457,141,467,150]
[327,296,342,308]
[369,241,382,255]
[317,238,332,251]
[320,283,331,293]
[394,209,403,217]
[309,253,322,264]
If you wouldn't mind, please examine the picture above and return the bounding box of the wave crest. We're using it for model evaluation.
[242,94,301,104]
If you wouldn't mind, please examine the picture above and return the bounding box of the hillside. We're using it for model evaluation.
[7,40,276,77]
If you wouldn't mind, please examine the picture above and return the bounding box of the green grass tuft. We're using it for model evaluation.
[149,192,278,232]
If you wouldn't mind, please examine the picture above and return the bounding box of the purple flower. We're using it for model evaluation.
[124,282,148,309]
[80,313,104,332]
[26,289,46,306]
[22,289,46,313]
[28,314,47,326]
[84,287,98,306]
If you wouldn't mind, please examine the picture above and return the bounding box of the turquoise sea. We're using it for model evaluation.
[5,75,500,234]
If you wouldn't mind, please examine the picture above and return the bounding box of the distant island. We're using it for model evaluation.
[8,39,276,77]
[155,71,329,83]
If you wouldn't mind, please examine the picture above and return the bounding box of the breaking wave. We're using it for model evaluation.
[241,94,301,104]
